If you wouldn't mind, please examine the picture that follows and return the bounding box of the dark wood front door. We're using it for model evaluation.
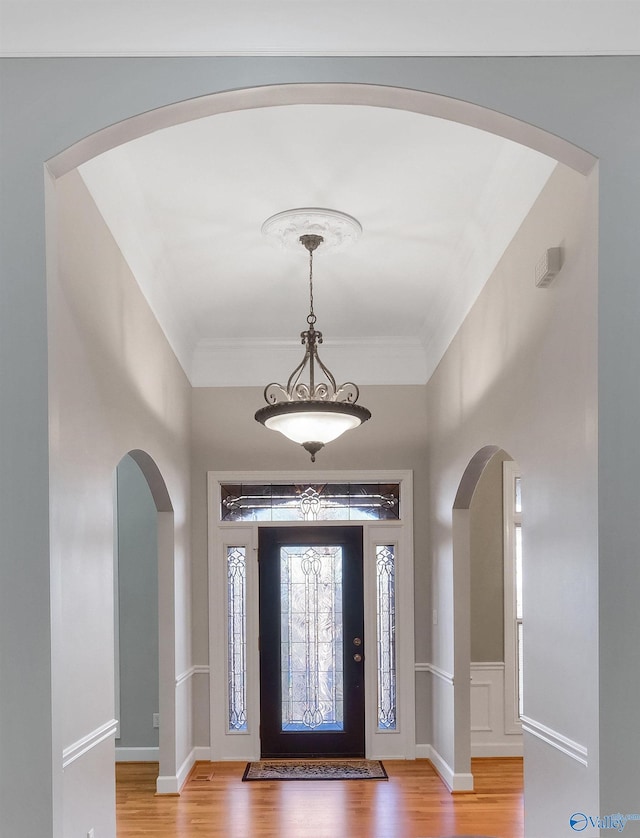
[259,526,365,758]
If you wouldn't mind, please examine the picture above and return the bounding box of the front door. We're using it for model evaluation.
[259,526,365,758]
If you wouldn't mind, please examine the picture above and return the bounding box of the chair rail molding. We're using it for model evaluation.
[175,664,210,688]
[520,714,588,767]
[416,661,455,686]
[62,719,118,769]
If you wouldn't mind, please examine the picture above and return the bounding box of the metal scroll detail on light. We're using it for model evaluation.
[255,233,371,462]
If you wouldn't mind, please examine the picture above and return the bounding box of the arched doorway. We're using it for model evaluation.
[113,449,176,794]
[452,445,523,789]
[43,80,597,833]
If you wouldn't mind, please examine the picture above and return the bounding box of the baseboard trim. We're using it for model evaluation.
[520,714,588,767]
[471,742,523,757]
[63,719,118,769]
[415,745,473,792]
[156,775,180,795]
[115,746,159,762]
[156,747,212,795]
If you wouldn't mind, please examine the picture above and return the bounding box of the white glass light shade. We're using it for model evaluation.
[255,401,371,461]
[264,410,362,445]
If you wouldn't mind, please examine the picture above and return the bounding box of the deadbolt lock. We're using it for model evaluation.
[353,637,362,646]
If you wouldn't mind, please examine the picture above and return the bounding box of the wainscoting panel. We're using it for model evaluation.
[470,662,522,757]
[471,682,492,732]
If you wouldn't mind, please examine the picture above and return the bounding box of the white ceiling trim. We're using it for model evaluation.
[2,1,639,57]
[191,338,429,388]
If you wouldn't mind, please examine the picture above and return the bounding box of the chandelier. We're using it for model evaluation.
[255,218,371,462]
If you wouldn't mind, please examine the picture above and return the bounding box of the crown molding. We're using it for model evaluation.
[1,2,639,58]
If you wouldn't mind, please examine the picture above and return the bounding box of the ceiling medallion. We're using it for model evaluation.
[261,207,362,252]
[255,216,371,462]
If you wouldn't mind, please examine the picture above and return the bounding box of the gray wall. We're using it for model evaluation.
[1,56,640,838]
[50,165,192,837]
[470,450,511,662]
[116,455,159,749]
[427,161,599,826]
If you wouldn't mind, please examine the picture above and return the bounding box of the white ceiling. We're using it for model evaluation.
[1,1,638,56]
[78,103,557,386]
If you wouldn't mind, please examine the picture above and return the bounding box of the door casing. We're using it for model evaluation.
[207,469,415,761]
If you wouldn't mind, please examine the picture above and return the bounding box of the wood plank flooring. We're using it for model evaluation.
[116,757,523,838]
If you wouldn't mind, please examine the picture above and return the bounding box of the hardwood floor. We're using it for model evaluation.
[116,758,523,837]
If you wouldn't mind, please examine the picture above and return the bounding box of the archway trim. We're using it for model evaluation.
[47,83,596,180]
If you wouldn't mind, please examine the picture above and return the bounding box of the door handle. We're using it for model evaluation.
[353,637,362,646]
[353,653,363,662]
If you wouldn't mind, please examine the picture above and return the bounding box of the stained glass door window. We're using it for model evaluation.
[280,545,344,732]
[259,526,364,758]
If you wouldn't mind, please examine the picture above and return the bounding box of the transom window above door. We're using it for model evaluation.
[220,482,400,522]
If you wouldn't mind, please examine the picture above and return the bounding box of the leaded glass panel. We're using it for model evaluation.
[280,545,344,732]
[227,546,247,731]
[376,545,397,730]
[220,482,400,522]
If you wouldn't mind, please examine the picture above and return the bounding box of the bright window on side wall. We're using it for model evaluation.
[504,460,524,732]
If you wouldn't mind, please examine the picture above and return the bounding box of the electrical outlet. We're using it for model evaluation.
[153,713,160,728]
[87,829,94,838]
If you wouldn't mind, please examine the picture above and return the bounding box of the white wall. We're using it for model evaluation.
[426,162,599,833]
[190,384,429,747]
[48,169,193,837]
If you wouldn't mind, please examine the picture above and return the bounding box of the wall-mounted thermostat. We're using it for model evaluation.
[535,247,563,288]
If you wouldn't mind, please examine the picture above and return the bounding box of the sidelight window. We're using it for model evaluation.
[376,544,397,730]
[227,546,248,732]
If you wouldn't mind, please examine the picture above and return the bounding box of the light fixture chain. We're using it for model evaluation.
[308,246,316,325]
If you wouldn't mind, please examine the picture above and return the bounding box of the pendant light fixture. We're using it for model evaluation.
[255,213,371,462]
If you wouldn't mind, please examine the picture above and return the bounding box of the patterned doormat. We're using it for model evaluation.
[242,759,388,781]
